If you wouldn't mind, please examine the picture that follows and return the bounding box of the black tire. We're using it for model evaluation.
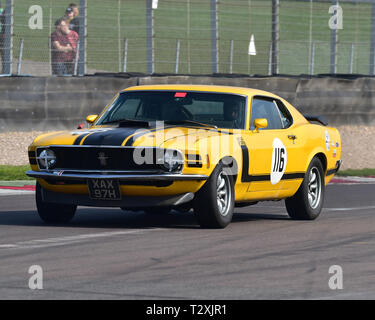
[285,157,325,220]
[36,182,77,223]
[193,162,235,228]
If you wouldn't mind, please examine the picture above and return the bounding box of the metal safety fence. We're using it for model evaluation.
[0,0,374,76]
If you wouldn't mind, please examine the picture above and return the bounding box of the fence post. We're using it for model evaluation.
[175,39,180,74]
[117,0,121,72]
[49,4,52,75]
[17,38,23,75]
[309,42,315,75]
[308,0,313,74]
[271,0,279,75]
[187,0,191,73]
[123,38,128,73]
[330,0,338,74]
[146,0,154,74]
[74,42,80,76]
[268,42,272,76]
[370,3,375,75]
[210,0,218,73]
[229,40,234,74]
[78,0,86,76]
[3,0,13,75]
[349,43,354,74]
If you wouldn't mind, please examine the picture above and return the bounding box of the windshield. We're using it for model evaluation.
[97,91,246,129]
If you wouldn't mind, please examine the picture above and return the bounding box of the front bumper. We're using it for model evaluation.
[27,170,207,208]
[39,187,195,208]
[26,170,208,181]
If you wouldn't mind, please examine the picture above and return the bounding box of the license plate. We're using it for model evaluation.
[88,179,121,200]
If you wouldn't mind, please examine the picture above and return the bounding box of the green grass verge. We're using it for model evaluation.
[0,165,33,181]
[0,165,374,181]
[336,168,375,177]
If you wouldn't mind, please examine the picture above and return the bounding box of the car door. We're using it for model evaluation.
[240,96,302,199]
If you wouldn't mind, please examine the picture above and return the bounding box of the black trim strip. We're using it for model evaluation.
[29,158,37,165]
[187,163,203,168]
[283,173,305,180]
[239,137,305,183]
[242,172,305,182]
[239,137,252,182]
[326,168,337,176]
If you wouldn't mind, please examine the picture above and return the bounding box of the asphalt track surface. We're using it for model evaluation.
[0,183,375,300]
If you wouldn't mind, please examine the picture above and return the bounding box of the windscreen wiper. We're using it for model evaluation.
[101,119,151,127]
[164,120,218,129]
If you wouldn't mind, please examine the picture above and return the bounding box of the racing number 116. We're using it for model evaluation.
[273,148,285,173]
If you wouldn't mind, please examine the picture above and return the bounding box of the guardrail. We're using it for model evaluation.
[0,74,373,132]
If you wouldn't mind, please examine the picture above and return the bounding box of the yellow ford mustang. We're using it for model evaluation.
[27,85,342,228]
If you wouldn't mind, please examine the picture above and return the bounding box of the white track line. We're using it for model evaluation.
[324,206,375,212]
[255,205,375,212]
[0,189,35,196]
[0,229,154,250]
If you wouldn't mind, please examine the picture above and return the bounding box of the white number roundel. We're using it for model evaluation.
[271,138,287,185]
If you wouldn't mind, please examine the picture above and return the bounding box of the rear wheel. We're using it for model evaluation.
[193,162,235,228]
[285,157,325,220]
[36,182,77,223]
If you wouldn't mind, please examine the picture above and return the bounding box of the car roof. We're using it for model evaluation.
[121,84,282,99]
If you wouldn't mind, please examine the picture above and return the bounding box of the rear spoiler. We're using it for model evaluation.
[304,115,328,126]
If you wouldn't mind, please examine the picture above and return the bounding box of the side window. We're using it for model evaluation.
[250,97,283,130]
[274,99,293,129]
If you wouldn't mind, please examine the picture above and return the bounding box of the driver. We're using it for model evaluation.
[224,100,242,129]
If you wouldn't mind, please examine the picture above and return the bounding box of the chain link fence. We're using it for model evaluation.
[0,0,374,76]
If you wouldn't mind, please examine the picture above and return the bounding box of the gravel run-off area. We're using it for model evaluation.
[0,126,374,170]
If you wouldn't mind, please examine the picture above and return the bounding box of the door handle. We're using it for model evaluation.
[288,135,297,143]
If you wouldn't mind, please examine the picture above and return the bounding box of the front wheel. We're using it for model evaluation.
[285,157,325,220]
[193,163,235,228]
[36,182,77,223]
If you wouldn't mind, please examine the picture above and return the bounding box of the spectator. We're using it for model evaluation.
[64,6,74,22]
[67,3,80,34]
[50,17,79,75]
[0,1,5,74]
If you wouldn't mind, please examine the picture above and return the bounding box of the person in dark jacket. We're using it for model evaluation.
[65,3,79,34]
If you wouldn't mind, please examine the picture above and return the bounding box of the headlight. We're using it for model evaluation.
[158,150,184,172]
[37,149,56,169]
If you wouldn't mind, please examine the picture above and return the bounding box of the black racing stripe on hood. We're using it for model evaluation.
[74,133,90,145]
[125,129,152,146]
[82,127,142,146]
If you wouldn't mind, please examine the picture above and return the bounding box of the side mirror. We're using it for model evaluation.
[253,118,268,132]
[86,114,98,124]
